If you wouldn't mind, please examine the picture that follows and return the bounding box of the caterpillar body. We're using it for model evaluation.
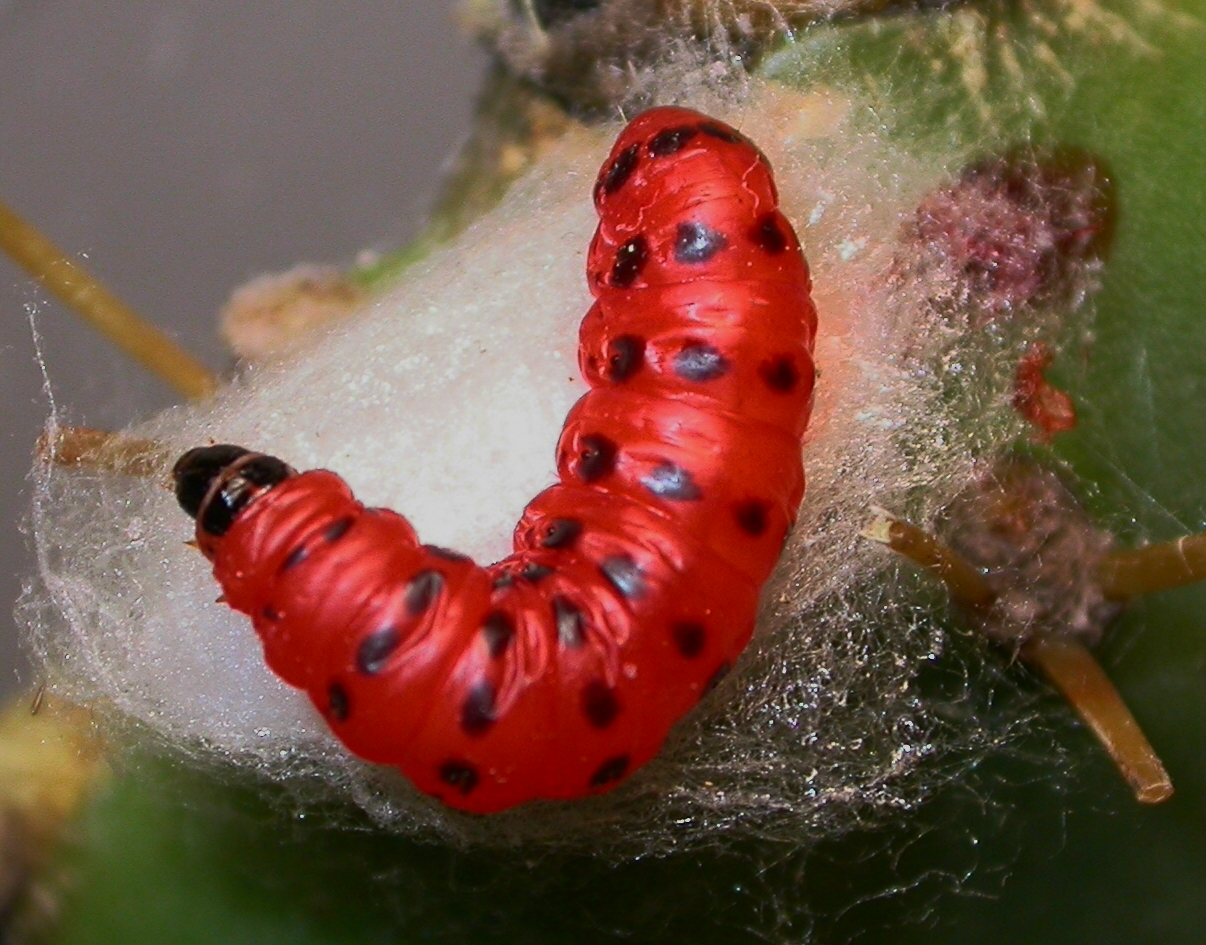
[174,107,818,813]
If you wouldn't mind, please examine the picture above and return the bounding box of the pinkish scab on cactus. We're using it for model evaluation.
[896,149,1114,326]
[939,457,1124,648]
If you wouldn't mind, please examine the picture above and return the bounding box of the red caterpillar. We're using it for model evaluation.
[173,107,817,813]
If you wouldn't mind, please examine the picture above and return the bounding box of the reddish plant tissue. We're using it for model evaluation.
[171,107,817,814]
[900,147,1114,320]
[1013,343,1077,440]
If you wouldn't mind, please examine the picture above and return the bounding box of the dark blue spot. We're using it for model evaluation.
[596,142,639,201]
[577,434,617,482]
[734,500,769,536]
[356,626,400,675]
[672,622,706,658]
[590,754,630,786]
[759,356,800,393]
[752,213,788,254]
[327,682,350,722]
[461,681,497,736]
[673,343,729,382]
[674,221,727,264]
[405,570,443,616]
[323,516,354,542]
[611,236,648,288]
[641,462,701,501]
[439,759,479,795]
[648,126,697,157]
[606,335,645,382]
[540,518,582,549]
[582,680,620,728]
[600,554,646,600]
[482,611,515,659]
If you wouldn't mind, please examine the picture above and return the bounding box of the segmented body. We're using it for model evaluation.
[177,107,817,813]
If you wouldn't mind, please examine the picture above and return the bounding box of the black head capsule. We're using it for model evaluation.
[173,445,250,518]
[173,445,294,537]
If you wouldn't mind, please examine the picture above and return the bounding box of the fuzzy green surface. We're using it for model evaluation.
[35,2,1206,942]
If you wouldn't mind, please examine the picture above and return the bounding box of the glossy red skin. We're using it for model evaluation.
[202,107,818,813]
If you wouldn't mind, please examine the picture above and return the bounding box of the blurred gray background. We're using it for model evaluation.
[0,1,488,698]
